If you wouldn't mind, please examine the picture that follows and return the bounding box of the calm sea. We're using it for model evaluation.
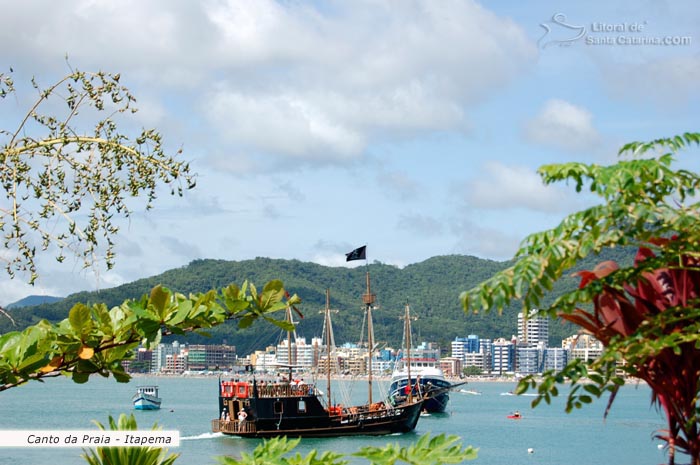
[0,376,675,465]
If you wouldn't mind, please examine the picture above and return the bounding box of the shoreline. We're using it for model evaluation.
[129,372,647,387]
[132,372,520,384]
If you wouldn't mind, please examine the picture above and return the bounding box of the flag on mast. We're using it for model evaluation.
[345,245,367,262]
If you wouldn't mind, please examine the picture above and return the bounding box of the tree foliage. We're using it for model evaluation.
[82,414,179,465]
[0,67,195,283]
[0,280,299,391]
[215,433,476,465]
[460,133,700,464]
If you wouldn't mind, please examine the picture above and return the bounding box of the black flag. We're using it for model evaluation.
[345,245,367,262]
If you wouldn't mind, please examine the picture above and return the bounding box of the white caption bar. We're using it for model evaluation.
[0,430,180,448]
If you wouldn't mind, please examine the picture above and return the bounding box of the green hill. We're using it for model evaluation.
[5,295,63,309]
[1,249,634,355]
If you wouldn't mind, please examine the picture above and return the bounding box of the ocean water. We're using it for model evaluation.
[0,376,675,465]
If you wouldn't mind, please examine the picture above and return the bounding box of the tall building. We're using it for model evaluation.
[452,335,491,374]
[543,347,568,371]
[294,338,316,369]
[276,339,295,366]
[252,347,277,373]
[517,310,549,346]
[275,337,321,370]
[563,333,604,362]
[152,341,182,373]
[491,338,515,374]
[451,335,479,360]
[451,337,469,363]
[516,345,541,374]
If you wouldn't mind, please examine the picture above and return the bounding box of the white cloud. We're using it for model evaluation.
[0,280,54,307]
[524,99,601,151]
[205,90,365,161]
[457,161,573,213]
[199,0,536,165]
[1,0,536,169]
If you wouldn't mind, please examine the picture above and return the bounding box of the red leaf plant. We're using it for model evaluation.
[562,242,700,465]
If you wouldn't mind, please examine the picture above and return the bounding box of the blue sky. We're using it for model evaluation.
[1,0,698,304]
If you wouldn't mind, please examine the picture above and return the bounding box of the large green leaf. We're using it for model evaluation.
[149,285,171,321]
[69,303,93,336]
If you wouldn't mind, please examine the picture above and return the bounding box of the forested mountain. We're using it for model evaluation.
[1,249,634,356]
[5,295,63,309]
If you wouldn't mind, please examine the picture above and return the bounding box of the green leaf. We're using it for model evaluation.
[68,303,92,335]
[149,285,171,321]
[72,371,89,384]
[238,314,256,329]
[166,299,193,325]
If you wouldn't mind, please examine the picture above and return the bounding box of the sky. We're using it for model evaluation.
[1,0,699,305]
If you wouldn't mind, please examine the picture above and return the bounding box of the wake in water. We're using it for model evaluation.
[181,432,225,441]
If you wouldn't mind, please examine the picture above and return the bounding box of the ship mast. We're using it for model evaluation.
[286,302,294,382]
[404,303,413,403]
[363,271,376,405]
[325,289,332,408]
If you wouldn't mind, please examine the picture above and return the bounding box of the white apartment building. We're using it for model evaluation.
[563,333,604,362]
[517,309,549,346]
[152,341,183,373]
[252,350,278,373]
[463,352,490,373]
[294,338,318,369]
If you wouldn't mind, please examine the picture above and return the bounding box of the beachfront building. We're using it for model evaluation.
[294,338,318,369]
[440,357,462,377]
[517,310,549,346]
[491,338,515,374]
[451,335,492,372]
[164,351,187,374]
[187,344,236,371]
[371,356,393,375]
[463,351,490,374]
[252,347,278,373]
[543,347,568,371]
[152,341,183,373]
[411,341,441,359]
[276,338,295,366]
[515,344,544,374]
[563,334,604,362]
[451,336,478,360]
[276,337,317,370]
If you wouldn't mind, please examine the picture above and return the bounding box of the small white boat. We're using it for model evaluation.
[459,389,482,395]
[132,385,162,410]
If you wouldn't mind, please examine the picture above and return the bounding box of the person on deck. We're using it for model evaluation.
[238,409,248,429]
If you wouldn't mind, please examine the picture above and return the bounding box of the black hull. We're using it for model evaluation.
[389,377,453,413]
[213,401,422,438]
[423,392,449,413]
[213,380,423,438]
